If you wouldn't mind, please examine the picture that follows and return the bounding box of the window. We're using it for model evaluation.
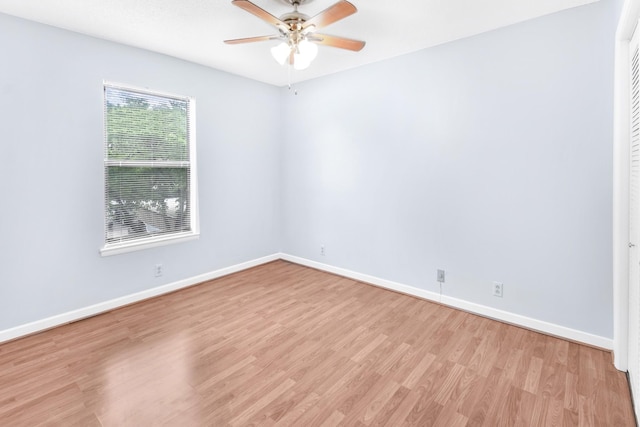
[101,82,198,256]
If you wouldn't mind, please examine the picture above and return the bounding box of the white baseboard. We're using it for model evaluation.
[0,253,280,345]
[280,254,613,350]
[0,252,613,351]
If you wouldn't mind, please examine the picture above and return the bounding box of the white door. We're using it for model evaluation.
[628,20,640,413]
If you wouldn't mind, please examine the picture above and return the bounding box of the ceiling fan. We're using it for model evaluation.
[224,0,365,70]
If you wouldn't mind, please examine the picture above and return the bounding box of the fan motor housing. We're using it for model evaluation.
[281,12,309,29]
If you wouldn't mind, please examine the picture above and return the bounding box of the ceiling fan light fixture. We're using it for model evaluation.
[292,39,317,70]
[271,39,317,70]
[293,40,318,70]
[298,39,318,62]
[271,42,290,65]
[293,54,311,70]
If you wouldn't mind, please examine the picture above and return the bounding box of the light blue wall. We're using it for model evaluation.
[0,13,281,330]
[281,0,617,338]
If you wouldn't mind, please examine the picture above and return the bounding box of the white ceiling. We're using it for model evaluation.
[0,0,597,86]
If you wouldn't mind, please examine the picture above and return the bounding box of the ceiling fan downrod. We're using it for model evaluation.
[281,0,314,6]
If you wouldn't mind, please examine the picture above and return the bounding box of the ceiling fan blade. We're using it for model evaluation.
[231,0,287,29]
[302,0,357,31]
[224,35,281,45]
[309,34,365,51]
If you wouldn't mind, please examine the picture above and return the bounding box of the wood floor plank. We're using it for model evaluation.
[379,388,424,426]
[0,261,635,426]
[272,391,321,425]
[367,384,410,426]
[495,385,523,427]
[524,356,545,394]
[341,377,400,425]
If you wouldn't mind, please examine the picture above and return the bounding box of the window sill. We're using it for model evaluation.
[100,232,199,257]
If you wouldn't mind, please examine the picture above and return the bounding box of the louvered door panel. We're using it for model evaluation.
[629,23,640,417]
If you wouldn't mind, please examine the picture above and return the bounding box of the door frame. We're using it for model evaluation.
[614,0,640,371]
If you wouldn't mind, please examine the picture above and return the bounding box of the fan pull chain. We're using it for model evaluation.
[287,63,298,95]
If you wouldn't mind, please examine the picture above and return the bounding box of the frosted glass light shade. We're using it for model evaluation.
[293,55,311,70]
[298,40,318,62]
[271,42,290,65]
[293,40,318,70]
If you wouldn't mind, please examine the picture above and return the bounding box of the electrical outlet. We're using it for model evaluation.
[493,281,503,298]
[437,269,445,283]
[155,264,163,277]
[320,245,325,256]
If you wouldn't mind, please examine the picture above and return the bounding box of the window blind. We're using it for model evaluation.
[104,84,193,247]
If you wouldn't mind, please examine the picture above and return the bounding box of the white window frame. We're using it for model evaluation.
[100,81,199,256]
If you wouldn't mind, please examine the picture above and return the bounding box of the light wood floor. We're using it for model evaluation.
[0,261,635,426]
